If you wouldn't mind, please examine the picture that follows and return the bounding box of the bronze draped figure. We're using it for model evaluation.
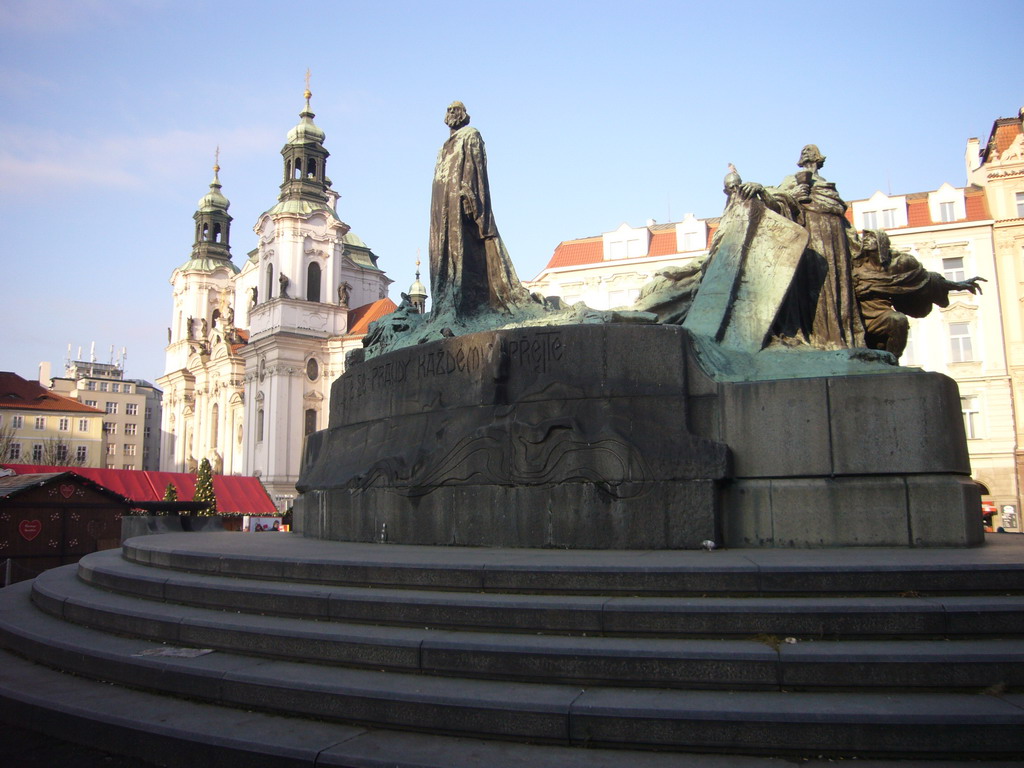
[740,145,865,349]
[429,101,528,319]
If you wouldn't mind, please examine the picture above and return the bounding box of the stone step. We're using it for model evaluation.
[9,647,1019,768]
[121,532,1024,596]
[3,580,1023,758]
[30,564,1024,692]
[80,548,1024,639]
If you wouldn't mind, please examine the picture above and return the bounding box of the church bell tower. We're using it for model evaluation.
[192,152,233,263]
[278,73,330,207]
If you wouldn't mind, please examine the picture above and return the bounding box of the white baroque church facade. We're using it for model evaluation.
[157,89,397,509]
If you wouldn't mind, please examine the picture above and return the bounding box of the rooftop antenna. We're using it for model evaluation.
[89,342,96,363]
[77,345,82,361]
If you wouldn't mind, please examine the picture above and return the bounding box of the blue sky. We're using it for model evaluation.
[1,0,1021,385]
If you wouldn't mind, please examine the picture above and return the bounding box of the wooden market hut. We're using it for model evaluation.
[0,472,133,585]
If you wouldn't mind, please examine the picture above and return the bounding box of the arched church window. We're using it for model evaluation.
[202,223,209,242]
[293,158,302,180]
[266,264,275,299]
[257,408,265,442]
[213,223,222,243]
[212,309,220,329]
[304,408,317,436]
[210,403,219,448]
[306,262,321,302]
[306,158,317,179]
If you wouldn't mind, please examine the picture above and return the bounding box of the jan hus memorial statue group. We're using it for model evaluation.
[294,102,985,550]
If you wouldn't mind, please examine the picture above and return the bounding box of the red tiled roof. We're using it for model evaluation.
[546,237,603,269]
[986,118,1022,160]
[705,222,718,248]
[0,471,132,503]
[347,298,399,337]
[964,186,990,220]
[906,198,932,228]
[851,185,990,231]
[648,230,677,257]
[542,220,727,272]
[0,372,104,413]
[1,464,277,514]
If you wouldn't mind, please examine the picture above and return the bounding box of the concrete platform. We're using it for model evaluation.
[2,532,1023,764]
[120,530,1024,594]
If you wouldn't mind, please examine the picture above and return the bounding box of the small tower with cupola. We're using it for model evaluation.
[408,255,428,314]
[158,154,244,474]
[192,150,233,263]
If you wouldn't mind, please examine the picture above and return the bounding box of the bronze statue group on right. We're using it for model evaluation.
[726,144,985,360]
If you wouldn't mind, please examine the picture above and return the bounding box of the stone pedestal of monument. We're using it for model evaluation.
[296,324,981,549]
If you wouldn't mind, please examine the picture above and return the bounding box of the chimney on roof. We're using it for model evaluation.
[38,361,52,388]
[646,218,656,227]
[965,137,982,186]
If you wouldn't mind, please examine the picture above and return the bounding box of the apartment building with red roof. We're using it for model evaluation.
[966,108,1024,530]
[528,214,719,310]
[0,372,105,467]
[844,178,1014,529]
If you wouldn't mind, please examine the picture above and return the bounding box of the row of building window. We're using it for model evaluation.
[860,200,959,227]
[102,402,140,415]
[1,415,94,432]
[5,443,89,462]
[5,440,148,462]
[103,422,139,435]
[862,209,899,230]
[83,381,133,393]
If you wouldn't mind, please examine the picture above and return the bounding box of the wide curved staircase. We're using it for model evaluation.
[2,532,1024,766]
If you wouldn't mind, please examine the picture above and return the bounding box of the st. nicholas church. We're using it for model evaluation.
[157,86,422,508]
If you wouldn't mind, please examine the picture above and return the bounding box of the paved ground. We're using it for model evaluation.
[0,724,164,768]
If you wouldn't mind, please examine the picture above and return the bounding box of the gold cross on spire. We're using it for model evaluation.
[214,145,220,173]
[304,68,312,100]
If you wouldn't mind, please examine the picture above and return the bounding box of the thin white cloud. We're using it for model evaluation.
[0,125,277,193]
[0,0,156,34]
